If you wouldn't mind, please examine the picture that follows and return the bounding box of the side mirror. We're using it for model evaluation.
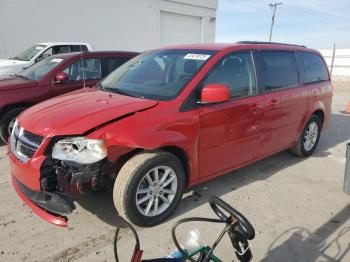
[200,83,231,104]
[54,72,69,83]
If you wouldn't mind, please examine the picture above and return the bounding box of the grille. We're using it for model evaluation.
[10,122,44,163]
[19,144,35,158]
[22,130,44,145]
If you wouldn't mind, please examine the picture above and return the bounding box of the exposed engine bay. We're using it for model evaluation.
[37,157,114,215]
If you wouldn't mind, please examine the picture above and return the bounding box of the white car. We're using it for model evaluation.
[0,42,93,76]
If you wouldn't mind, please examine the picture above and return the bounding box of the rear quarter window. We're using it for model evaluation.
[256,51,299,92]
[296,51,329,84]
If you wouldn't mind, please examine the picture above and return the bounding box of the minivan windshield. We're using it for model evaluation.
[100,49,216,100]
[18,57,64,81]
[10,44,47,61]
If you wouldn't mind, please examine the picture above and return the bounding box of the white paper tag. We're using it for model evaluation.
[184,54,211,60]
[50,58,63,63]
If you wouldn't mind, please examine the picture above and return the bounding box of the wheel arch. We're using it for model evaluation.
[0,103,33,120]
[312,109,325,127]
[109,145,191,187]
[298,101,326,135]
[158,145,191,187]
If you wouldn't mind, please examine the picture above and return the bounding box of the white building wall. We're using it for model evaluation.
[0,0,217,57]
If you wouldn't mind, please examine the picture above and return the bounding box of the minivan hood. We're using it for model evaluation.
[19,89,158,137]
[0,76,37,91]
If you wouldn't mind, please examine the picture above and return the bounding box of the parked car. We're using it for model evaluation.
[0,51,138,143]
[8,42,333,227]
[0,42,93,76]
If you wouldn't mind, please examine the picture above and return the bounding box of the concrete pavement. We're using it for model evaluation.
[0,90,349,262]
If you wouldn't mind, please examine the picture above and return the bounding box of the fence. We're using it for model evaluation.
[319,48,350,80]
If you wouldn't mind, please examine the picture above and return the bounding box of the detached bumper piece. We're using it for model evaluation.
[12,176,75,227]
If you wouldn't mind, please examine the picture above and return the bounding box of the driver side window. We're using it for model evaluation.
[202,52,257,99]
[36,47,53,62]
[42,47,53,57]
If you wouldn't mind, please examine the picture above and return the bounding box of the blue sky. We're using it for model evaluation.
[216,0,350,49]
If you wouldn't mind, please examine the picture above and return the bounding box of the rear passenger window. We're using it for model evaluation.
[202,52,257,99]
[104,57,129,75]
[296,51,329,84]
[52,45,70,55]
[257,51,299,92]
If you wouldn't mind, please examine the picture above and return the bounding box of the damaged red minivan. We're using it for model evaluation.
[8,42,333,227]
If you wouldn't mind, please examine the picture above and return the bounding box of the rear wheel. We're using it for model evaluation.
[291,115,322,157]
[0,107,26,144]
[113,151,185,227]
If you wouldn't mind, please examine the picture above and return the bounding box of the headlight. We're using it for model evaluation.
[52,137,107,164]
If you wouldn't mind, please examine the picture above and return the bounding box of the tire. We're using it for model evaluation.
[0,107,26,144]
[113,151,185,227]
[291,115,322,157]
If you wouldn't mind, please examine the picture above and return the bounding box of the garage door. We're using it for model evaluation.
[160,11,201,47]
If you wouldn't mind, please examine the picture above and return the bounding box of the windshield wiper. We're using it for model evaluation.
[97,83,144,99]
[97,82,111,91]
[15,74,30,80]
[11,56,24,61]
[112,88,145,99]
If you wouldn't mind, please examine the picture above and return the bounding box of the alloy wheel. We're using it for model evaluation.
[303,121,319,152]
[135,166,178,217]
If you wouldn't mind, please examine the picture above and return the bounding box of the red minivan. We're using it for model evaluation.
[8,42,333,227]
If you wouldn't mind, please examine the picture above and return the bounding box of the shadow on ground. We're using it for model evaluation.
[261,204,350,262]
[77,113,350,227]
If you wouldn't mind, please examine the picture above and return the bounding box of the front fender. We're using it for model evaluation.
[87,112,200,182]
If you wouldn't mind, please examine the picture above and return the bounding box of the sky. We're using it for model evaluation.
[215,0,350,50]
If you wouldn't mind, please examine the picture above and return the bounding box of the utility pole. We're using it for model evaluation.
[269,2,282,42]
[330,43,336,76]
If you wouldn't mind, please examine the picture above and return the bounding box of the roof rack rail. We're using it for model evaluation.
[236,41,307,48]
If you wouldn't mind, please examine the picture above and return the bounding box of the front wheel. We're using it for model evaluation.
[113,151,185,227]
[291,115,322,157]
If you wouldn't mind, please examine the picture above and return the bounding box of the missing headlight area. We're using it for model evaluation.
[40,157,113,201]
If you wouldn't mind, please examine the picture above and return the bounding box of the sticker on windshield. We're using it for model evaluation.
[50,58,63,63]
[184,54,211,60]
[35,46,44,50]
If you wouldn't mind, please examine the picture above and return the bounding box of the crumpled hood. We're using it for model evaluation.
[0,76,37,91]
[19,89,158,137]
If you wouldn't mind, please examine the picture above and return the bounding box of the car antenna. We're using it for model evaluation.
[80,45,86,88]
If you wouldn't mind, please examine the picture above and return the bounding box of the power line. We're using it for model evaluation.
[283,2,350,22]
[269,2,282,42]
[245,0,350,23]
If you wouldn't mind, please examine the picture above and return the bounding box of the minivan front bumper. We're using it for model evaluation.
[8,142,75,227]
[11,175,71,227]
